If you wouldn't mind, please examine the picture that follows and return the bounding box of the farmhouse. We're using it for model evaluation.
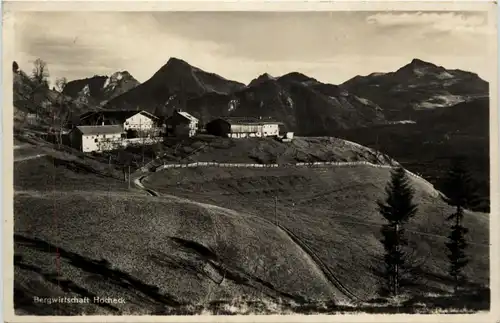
[206,117,283,138]
[69,125,125,153]
[79,110,160,135]
[165,109,199,137]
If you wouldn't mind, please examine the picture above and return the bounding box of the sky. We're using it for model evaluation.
[13,11,494,86]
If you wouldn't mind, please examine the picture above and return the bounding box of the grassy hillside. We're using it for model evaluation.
[14,155,129,192]
[144,166,489,301]
[138,136,397,172]
[13,139,132,192]
[15,188,352,314]
[13,136,489,314]
[333,98,490,212]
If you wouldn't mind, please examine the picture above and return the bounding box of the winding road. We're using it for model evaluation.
[13,143,46,162]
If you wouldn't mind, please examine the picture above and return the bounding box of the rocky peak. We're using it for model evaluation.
[409,58,438,68]
[249,73,275,87]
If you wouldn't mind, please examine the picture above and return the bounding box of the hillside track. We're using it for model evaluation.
[134,173,363,304]
[14,154,46,162]
[14,144,32,150]
[276,224,363,303]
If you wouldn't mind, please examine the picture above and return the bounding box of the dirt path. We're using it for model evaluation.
[14,154,46,162]
[276,224,362,303]
[14,189,146,198]
[14,144,31,150]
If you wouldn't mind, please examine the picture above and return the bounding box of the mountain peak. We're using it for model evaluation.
[156,57,196,77]
[408,58,438,68]
[116,70,132,76]
[394,58,445,77]
[279,72,318,85]
[248,73,275,87]
[166,57,191,67]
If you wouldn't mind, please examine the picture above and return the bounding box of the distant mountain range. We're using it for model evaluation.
[102,57,389,134]
[341,58,489,120]
[13,57,489,135]
[99,57,486,134]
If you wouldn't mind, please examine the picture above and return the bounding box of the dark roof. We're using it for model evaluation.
[212,117,284,126]
[80,110,159,123]
[74,125,124,135]
[176,111,199,122]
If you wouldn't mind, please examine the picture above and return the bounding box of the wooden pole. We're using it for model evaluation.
[274,195,278,226]
[395,223,400,297]
[128,166,131,189]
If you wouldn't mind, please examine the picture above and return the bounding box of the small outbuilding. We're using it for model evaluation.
[206,117,283,138]
[165,109,199,137]
[69,125,125,152]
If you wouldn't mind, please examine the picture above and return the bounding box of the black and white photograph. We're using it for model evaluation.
[4,1,498,318]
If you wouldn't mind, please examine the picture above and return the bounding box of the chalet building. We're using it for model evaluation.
[78,110,160,135]
[206,117,283,138]
[165,109,199,137]
[69,125,125,153]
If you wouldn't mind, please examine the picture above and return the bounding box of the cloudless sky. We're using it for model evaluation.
[14,11,494,86]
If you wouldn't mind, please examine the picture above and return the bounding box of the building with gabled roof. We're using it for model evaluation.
[165,109,199,137]
[206,116,284,138]
[69,125,125,152]
[79,110,160,133]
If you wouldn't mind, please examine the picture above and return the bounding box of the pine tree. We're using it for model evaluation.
[377,166,418,296]
[443,157,477,291]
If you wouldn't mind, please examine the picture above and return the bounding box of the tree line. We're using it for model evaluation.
[377,156,479,298]
[14,58,71,146]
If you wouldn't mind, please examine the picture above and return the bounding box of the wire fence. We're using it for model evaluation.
[149,160,439,198]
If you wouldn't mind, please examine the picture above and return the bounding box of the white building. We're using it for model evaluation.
[206,117,282,138]
[165,109,199,137]
[280,132,295,142]
[123,111,158,131]
[69,125,125,152]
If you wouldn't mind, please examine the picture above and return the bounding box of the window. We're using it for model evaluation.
[94,138,98,143]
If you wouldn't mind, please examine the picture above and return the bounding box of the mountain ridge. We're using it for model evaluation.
[62,71,141,107]
[103,57,246,115]
[341,58,489,119]
[103,57,387,134]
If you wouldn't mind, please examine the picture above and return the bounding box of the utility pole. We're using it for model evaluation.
[128,165,131,189]
[274,195,278,226]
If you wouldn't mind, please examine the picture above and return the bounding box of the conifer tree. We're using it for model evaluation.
[377,166,418,296]
[443,157,477,291]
